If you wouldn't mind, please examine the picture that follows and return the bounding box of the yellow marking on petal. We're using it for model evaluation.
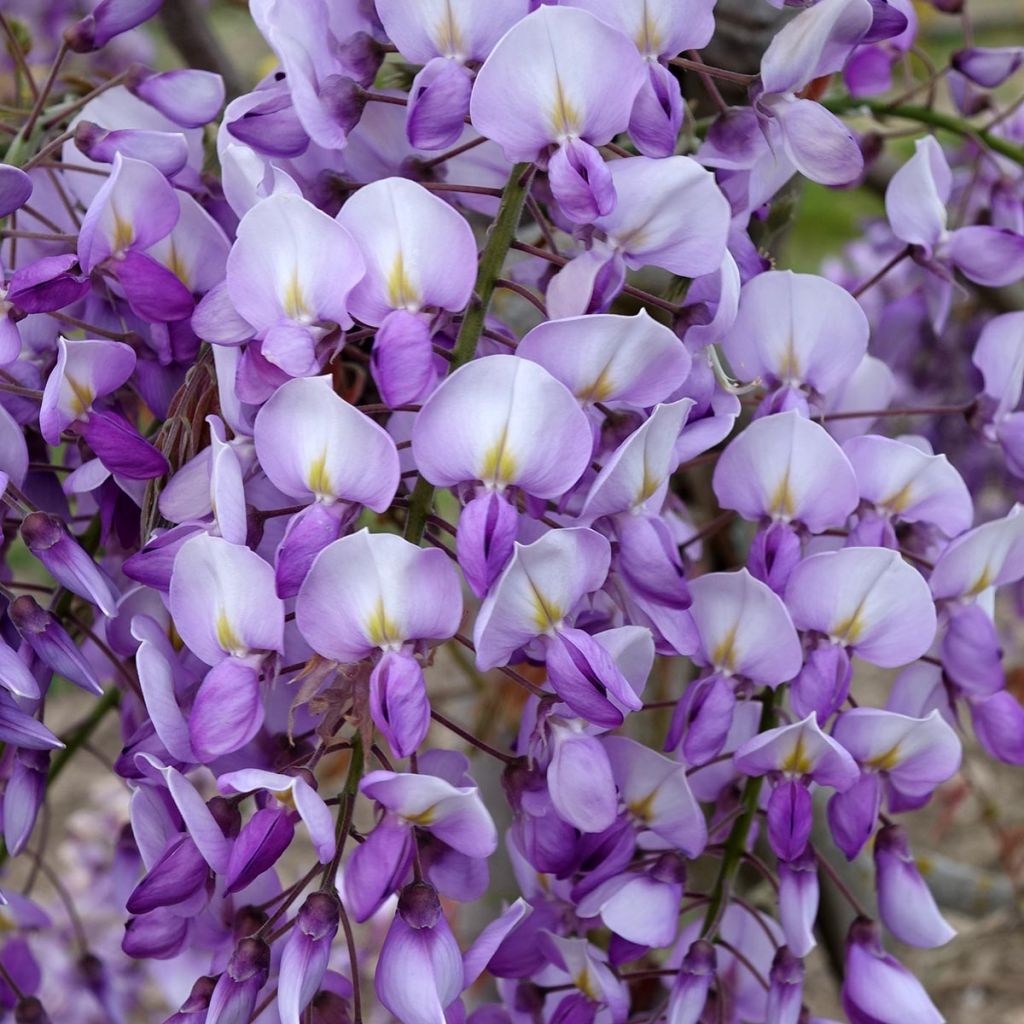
[307,448,332,498]
[776,334,803,381]
[434,0,465,59]
[165,240,190,288]
[636,1,664,54]
[480,427,517,487]
[366,597,401,648]
[275,787,297,811]
[386,252,417,309]
[527,578,563,633]
[112,210,134,253]
[867,744,902,772]
[549,74,582,139]
[781,732,813,776]
[577,366,615,403]
[832,609,864,645]
[216,610,243,653]
[711,626,737,671]
[282,269,308,320]
[67,375,95,417]
[628,791,656,824]
[575,968,600,1002]
[636,457,661,506]
[404,805,437,826]
[769,468,796,520]
[965,566,993,598]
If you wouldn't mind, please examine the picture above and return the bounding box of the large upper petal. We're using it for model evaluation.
[713,410,859,533]
[254,376,399,509]
[226,192,364,334]
[296,529,463,662]
[469,5,646,159]
[169,534,284,665]
[517,310,691,410]
[686,569,803,685]
[720,270,869,393]
[785,547,936,667]
[336,177,477,325]
[411,355,592,497]
[474,527,611,670]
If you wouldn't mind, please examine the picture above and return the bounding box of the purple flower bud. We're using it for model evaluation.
[0,692,61,753]
[278,892,341,1024]
[545,626,641,729]
[6,255,89,314]
[74,122,190,178]
[65,0,165,52]
[127,67,226,127]
[122,908,189,960]
[767,779,814,862]
[369,650,430,759]
[126,833,209,915]
[969,692,1024,766]
[790,644,852,723]
[206,937,271,1024]
[629,62,684,159]
[162,975,217,1024]
[79,409,170,481]
[747,523,802,595]
[666,673,736,765]
[952,47,1024,88]
[766,947,804,1024]
[0,167,32,220]
[940,604,1003,695]
[226,88,310,158]
[668,939,716,1024]
[342,814,413,922]
[841,918,942,1024]
[9,596,102,696]
[777,850,819,960]
[21,512,119,617]
[548,139,617,224]
[376,882,463,1023]
[274,502,351,599]
[407,58,473,151]
[225,806,295,894]
[371,310,439,408]
[456,492,518,599]
[3,749,48,856]
[874,825,955,948]
[14,997,51,1024]
[827,771,881,861]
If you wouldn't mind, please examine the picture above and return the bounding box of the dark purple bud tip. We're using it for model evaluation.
[397,881,442,930]
[208,796,242,839]
[9,595,49,636]
[227,937,271,982]
[649,852,686,885]
[64,17,98,52]
[19,512,63,553]
[337,30,385,87]
[233,905,269,940]
[682,938,717,975]
[179,975,218,1012]
[319,75,368,135]
[770,946,805,985]
[15,998,52,1024]
[73,121,105,153]
[297,891,341,939]
[846,915,881,949]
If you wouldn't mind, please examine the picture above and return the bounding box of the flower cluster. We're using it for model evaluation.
[0,0,1022,1022]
